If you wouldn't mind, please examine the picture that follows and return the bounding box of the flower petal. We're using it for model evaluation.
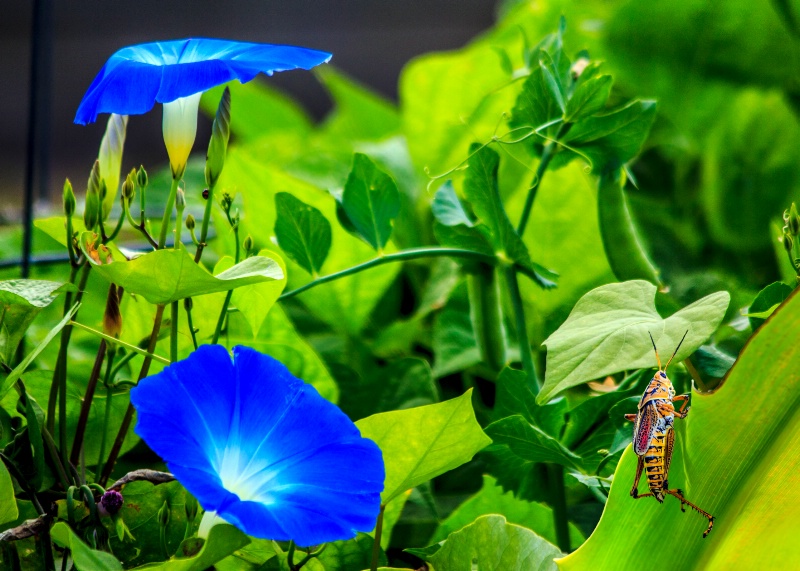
[130,344,384,545]
[75,38,331,124]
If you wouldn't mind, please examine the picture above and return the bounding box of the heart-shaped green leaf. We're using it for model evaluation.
[79,234,284,305]
[51,521,123,571]
[356,390,491,504]
[274,192,331,276]
[540,280,730,403]
[558,288,800,570]
[341,153,401,251]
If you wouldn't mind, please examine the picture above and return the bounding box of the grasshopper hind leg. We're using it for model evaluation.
[665,488,715,538]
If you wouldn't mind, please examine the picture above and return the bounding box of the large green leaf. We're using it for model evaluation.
[539,280,730,403]
[564,74,613,123]
[559,287,800,570]
[356,390,491,504]
[51,522,123,571]
[274,192,331,277]
[341,153,401,251]
[79,236,284,305]
[425,514,561,571]
[432,475,584,546]
[485,415,583,470]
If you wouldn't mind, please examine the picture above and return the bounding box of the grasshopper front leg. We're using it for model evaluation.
[672,393,691,419]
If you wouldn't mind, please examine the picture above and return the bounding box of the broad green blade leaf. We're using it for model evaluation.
[51,521,123,571]
[79,235,284,305]
[558,287,800,570]
[433,222,495,258]
[129,524,249,571]
[485,415,583,470]
[0,457,17,526]
[746,281,792,330]
[462,144,558,288]
[274,192,331,277]
[432,475,584,546]
[0,302,80,397]
[538,51,568,113]
[432,181,473,227]
[540,280,730,403]
[341,153,401,251]
[316,532,383,571]
[0,279,75,364]
[556,99,657,171]
[510,66,564,141]
[427,514,561,571]
[564,75,613,123]
[34,216,87,247]
[356,390,491,504]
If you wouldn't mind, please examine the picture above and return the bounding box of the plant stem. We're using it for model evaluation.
[68,321,170,365]
[51,262,91,463]
[517,124,569,236]
[370,504,385,571]
[69,340,106,467]
[194,181,217,263]
[211,216,239,345]
[157,177,180,249]
[503,266,540,391]
[547,463,571,553]
[99,303,166,486]
[93,346,117,482]
[170,302,179,362]
[279,248,500,302]
[185,300,198,350]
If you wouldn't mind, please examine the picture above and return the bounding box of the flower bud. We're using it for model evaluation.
[243,234,254,253]
[220,191,233,213]
[103,285,123,338]
[63,179,76,218]
[205,87,231,188]
[100,490,124,516]
[184,495,198,524]
[185,214,196,231]
[183,297,193,312]
[789,203,800,236]
[137,165,148,189]
[784,232,794,252]
[98,114,128,220]
[163,93,202,179]
[176,188,186,212]
[157,500,171,527]
[121,175,135,203]
[84,161,102,230]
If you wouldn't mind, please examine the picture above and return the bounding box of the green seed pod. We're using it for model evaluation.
[185,213,196,231]
[467,264,507,372]
[63,179,76,218]
[103,285,123,339]
[121,175,135,203]
[136,165,148,189]
[175,188,186,213]
[243,234,254,254]
[205,86,231,188]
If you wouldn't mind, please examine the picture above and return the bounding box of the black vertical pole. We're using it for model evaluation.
[22,0,54,278]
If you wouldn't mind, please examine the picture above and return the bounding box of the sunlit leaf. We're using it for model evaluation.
[341,153,401,251]
[274,193,331,276]
[51,521,123,571]
[356,390,491,504]
[540,280,730,403]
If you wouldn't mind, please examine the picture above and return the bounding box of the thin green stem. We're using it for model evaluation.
[503,266,540,392]
[124,198,158,249]
[68,321,170,365]
[99,303,166,486]
[194,181,217,263]
[185,300,199,351]
[157,177,181,249]
[279,248,499,302]
[370,504,385,571]
[211,216,239,345]
[109,350,137,380]
[105,211,125,243]
[547,464,571,552]
[516,123,570,236]
[170,301,179,362]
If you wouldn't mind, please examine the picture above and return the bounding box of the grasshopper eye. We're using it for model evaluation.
[659,372,667,378]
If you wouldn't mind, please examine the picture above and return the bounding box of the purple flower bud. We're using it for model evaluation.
[100,490,124,515]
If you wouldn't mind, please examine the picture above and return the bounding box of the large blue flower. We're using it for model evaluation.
[74,38,330,177]
[74,39,331,124]
[130,345,384,546]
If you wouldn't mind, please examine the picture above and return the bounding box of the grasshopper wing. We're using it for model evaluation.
[633,403,658,456]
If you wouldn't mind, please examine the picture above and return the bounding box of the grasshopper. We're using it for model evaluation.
[625,331,715,538]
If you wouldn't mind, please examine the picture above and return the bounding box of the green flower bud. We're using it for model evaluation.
[63,179,76,218]
[220,191,233,213]
[183,297,193,311]
[184,495,198,524]
[84,161,102,230]
[137,165,148,189]
[205,86,231,188]
[103,285,123,339]
[157,500,170,527]
[243,234,254,253]
[98,114,128,220]
[176,188,186,212]
[121,175,135,203]
[185,214,196,231]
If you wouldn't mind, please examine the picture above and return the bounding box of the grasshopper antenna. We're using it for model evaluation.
[648,331,662,371]
[665,330,689,372]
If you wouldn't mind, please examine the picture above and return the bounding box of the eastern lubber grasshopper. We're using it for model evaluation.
[625,331,715,538]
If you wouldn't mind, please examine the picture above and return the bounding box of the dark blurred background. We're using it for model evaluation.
[1,0,495,216]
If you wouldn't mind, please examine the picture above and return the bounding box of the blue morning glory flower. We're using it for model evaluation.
[74,38,331,177]
[130,345,384,546]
